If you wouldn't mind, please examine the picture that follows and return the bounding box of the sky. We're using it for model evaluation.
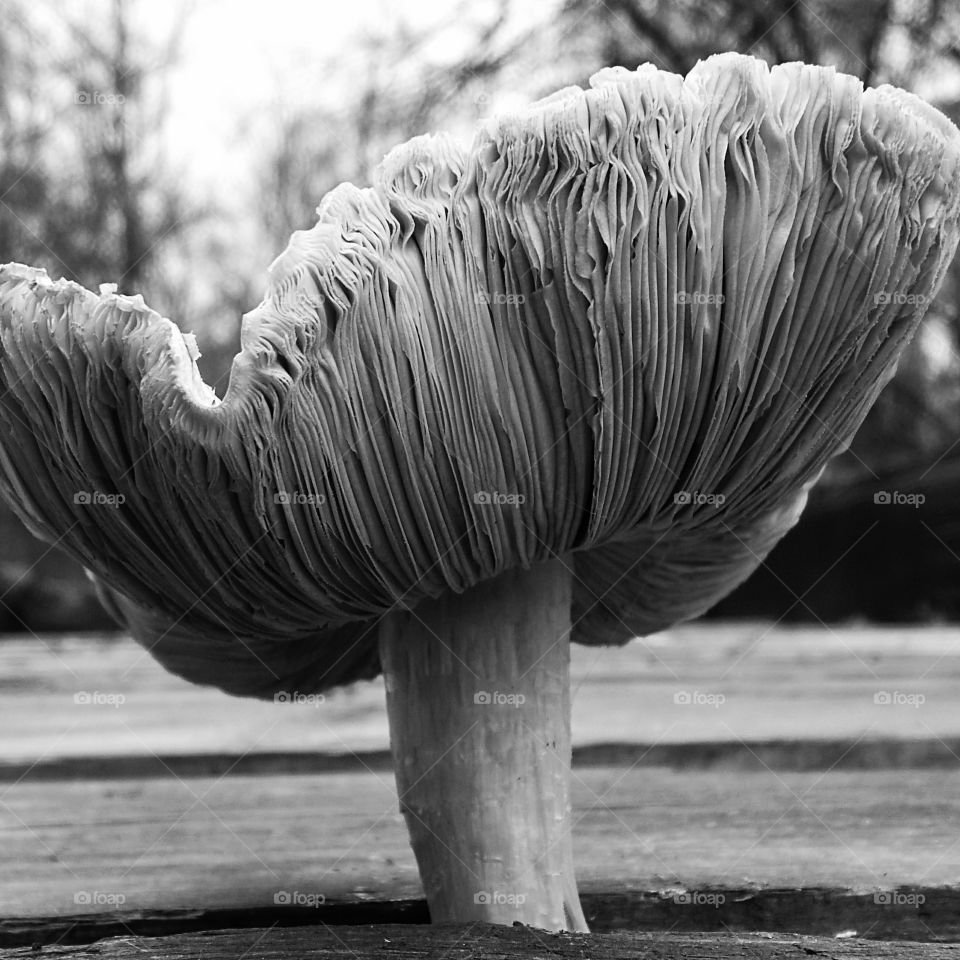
[139,0,563,200]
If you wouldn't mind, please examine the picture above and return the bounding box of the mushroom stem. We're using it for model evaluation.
[379,557,587,932]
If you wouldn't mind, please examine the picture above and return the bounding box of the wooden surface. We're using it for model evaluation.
[3,624,960,762]
[3,767,960,922]
[3,624,960,955]
[4,923,960,959]
[3,885,960,948]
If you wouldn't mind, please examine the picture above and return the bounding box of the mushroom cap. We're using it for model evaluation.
[1,53,958,697]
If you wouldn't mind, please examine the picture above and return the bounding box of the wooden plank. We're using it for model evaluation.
[3,624,960,762]
[5,627,960,950]
[4,923,960,959]
[9,734,960,783]
[4,768,960,920]
[4,887,960,949]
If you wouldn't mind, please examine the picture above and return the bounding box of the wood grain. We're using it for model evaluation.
[2,624,960,763]
[4,923,960,959]
[3,767,960,920]
[4,626,960,953]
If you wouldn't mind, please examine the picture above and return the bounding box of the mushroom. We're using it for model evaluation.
[0,53,958,932]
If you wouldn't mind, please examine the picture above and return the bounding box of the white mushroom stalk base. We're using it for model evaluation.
[378,557,588,932]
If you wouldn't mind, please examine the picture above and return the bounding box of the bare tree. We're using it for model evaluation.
[253,0,539,248]
[0,0,216,632]
[53,0,197,292]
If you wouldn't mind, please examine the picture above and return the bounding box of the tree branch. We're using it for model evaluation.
[592,0,692,73]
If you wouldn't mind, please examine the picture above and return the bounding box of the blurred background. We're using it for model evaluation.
[2,0,960,633]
